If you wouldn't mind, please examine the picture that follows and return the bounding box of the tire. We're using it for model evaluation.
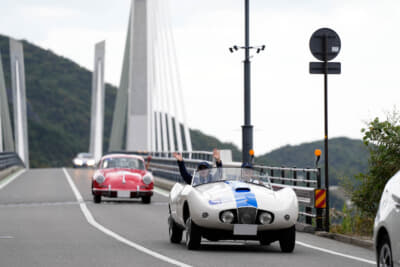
[185,218,201,250]
[142,196,151,204]
[279,226,296,253]
[93,194,102,204]
[378,235,393,267]
[168,216,183,243]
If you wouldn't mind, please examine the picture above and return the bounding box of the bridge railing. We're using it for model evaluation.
[109,150,325,230]
[0,152,25,171]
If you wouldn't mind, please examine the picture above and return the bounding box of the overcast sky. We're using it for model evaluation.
[0,0,399,155]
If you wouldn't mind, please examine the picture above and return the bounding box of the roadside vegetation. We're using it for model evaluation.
[333,110,400,236]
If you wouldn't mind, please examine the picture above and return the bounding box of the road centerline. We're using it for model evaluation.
[62,168,191,267]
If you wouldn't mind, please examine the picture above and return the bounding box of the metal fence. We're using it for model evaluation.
[0,152,25,171]
[108,150,326,231]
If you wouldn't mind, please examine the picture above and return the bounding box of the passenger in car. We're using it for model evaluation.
[173,149,222,185]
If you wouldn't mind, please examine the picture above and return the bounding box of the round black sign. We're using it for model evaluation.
[309,28,341,61]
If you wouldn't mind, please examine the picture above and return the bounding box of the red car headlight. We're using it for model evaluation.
[95,174,105,184]
[142,174,153,185]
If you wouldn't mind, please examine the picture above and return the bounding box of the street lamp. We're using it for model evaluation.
[229,0,265,164]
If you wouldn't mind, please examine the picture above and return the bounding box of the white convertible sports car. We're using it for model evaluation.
[168,167,298,251]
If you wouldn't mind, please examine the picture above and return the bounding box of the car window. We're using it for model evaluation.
[78,153,92,158]
[101,157,145,170]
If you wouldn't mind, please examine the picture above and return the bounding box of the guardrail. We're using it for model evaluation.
[0,152,25,171]
[108,150,326,231]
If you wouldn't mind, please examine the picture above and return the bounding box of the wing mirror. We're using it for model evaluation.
[146,155,152,170]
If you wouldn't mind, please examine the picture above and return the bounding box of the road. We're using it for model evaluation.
[0,168,376,267]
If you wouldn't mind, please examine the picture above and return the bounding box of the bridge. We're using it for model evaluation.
[0,0,375,266]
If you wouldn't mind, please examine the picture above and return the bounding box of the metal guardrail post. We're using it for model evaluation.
[270,169,274,183]
[316,167,323,231]
[293,167,297,186]
[281,167,285,185]
[305,169,312,225]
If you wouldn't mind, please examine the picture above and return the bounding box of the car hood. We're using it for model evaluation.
[195,180,275,208]
[101,168,145,181]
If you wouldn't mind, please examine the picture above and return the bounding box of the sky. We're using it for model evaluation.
[0,0,399,155]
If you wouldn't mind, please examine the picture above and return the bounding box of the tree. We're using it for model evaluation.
[351,111,400,217]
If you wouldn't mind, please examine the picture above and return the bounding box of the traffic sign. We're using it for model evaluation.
[310,28,341,62]
[310,62,341,74]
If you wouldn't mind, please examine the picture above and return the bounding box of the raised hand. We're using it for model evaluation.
[173,152,183,161]
[213,148,221,163]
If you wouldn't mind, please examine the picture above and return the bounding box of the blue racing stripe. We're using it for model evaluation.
[226,181,258,208]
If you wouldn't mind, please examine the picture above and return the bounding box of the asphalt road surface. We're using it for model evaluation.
[0,169,376,267]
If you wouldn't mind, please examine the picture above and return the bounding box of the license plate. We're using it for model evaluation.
[233,224,257,236]
[117,191,131,198]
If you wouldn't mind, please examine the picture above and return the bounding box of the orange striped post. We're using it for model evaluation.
[315,189,327,209]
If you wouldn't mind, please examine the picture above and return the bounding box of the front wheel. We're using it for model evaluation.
[141,196,151,204]
[185,218,201,250]
[168,216,183,243]
[378,235,393,267]
[279,226,295,253]
[93,194,102,204]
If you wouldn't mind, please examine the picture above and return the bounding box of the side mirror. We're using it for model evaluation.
[146,155,152,170]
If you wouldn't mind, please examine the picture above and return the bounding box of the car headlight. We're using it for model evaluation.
[95,174,105,184]
[87,159,95,166]
[259,212,273,225]
[74,159,83,165]
[142,174,153,185]
[220,211,235,224]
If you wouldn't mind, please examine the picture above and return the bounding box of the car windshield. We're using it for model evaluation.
[191,167,271,188]
[78,153,92,158]
[101,157,145,170]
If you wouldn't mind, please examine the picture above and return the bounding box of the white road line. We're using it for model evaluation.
[0,169,26,190]
[62,168,191,267]
[153,187,170,197]
[296,241,375,265]
[0,236,14,239]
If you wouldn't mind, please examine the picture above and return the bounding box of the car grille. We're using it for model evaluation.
[237,207,257,224]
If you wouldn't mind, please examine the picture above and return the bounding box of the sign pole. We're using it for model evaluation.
[309,28,341,232]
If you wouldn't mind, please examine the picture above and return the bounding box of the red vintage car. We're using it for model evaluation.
[91,154,154,204]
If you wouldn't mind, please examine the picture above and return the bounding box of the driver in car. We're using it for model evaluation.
[241,162,259,184]
[173,149,222,185]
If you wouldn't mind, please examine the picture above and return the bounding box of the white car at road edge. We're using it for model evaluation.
[374,170,400,267]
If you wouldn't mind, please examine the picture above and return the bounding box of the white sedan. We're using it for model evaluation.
[374,171,400,267]
[168,167,298,251]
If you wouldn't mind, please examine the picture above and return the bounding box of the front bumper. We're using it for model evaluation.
[92,189,153,198]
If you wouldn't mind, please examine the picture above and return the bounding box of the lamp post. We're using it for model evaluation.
[230,0,265,164]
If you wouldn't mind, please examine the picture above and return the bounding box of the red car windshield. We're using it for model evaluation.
[101,157,145,170]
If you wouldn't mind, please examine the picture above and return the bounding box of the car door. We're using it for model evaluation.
[390,173,400,266]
